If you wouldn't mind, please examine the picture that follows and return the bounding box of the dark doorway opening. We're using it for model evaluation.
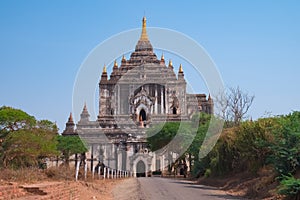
[139,109,146,121]
[136,160,146,177]
[173,107,177,114]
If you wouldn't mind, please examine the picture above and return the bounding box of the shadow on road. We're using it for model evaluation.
[170,179,245,199]
[203,193,247,200]
[170,180,221,190]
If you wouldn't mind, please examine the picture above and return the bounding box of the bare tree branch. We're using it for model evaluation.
[214,86,254,126]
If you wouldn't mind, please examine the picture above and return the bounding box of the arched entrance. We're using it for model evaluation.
[136,160,146,177]
[139,109,146,121]
[173,107,177,114]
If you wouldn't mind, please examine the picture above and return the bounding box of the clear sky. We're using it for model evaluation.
[0,1,299,131]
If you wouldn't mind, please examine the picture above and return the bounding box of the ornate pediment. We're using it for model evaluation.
[130,87,154,109]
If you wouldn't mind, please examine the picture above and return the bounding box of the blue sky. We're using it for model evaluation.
[0,1,299,131]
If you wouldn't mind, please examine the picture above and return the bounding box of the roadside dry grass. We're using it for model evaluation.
[0,168,48,184]
[198,166,283,199]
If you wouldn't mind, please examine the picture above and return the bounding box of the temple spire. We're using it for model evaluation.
[208,94,212,101]
[122,55,126,62]
[160,53,165,65]
[178,64,184,80]
[83,102,88,112]
[62,112,76,136]
[80,102,90,121]
[140,16,149,41]
[114,60,118,67]
[179,64,183,73]
[100,64,108,83]
[68,112,74,123]
[168,59,173,69]
[103,64,107,73]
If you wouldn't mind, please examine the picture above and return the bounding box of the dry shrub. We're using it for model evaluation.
[0,166,76,184]
[44,166,75,181]
[245,166,278,199]
[0,168,47,183]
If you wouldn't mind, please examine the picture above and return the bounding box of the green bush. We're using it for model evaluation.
[266,112,300,177]
[204,168,211,177]
[152,170,162,175]
[278,175,300,199]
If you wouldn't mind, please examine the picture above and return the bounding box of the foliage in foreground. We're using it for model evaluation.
[0,106,86,169]
[202,111,300,198]
[56,135,87,166]
[147,111,300,198]
[146,113,212,176]
[278,175,300,200]
[0,106,59,168]
[2,128,58,168]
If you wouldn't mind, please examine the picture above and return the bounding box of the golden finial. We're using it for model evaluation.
[122,55,126,62]
[140,16,149,41]
[179,64,183,73]
[161,53,165,61]
[168,59,173,68]
[103,64,107,73]
[114,60,118,68]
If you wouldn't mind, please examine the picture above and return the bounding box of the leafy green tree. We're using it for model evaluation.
[0,106,36,138]
[56,135,87,167]
[147,122,186,173]
[146,113,213,176]
[37,119,58,132]
[199,117,276,177]
[186,113,211,176]
[0,106,59,168]
[2,128,58,168]
[267,112,300,177]
[147,122,180,151]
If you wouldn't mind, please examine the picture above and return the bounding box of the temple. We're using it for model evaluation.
[62,17,213,177]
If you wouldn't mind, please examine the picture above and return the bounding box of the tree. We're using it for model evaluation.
[37,119,58,132]
[215,86,254,126]
[56,135,87,167]
[2,128,58,168]
[146,114,212,176]
[228,87,254,125]
[147,122,187,174]
[0,106,59,168]
[0,106,36,138]
[267,112,300,176]
[147,122,180,152]
[185,113,211,176]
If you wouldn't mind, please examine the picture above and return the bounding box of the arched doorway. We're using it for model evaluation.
[139,109,146,121]
[173,107,177,114]
[136,160,146,177]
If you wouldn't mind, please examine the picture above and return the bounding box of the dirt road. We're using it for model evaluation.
[138,177,243,200]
